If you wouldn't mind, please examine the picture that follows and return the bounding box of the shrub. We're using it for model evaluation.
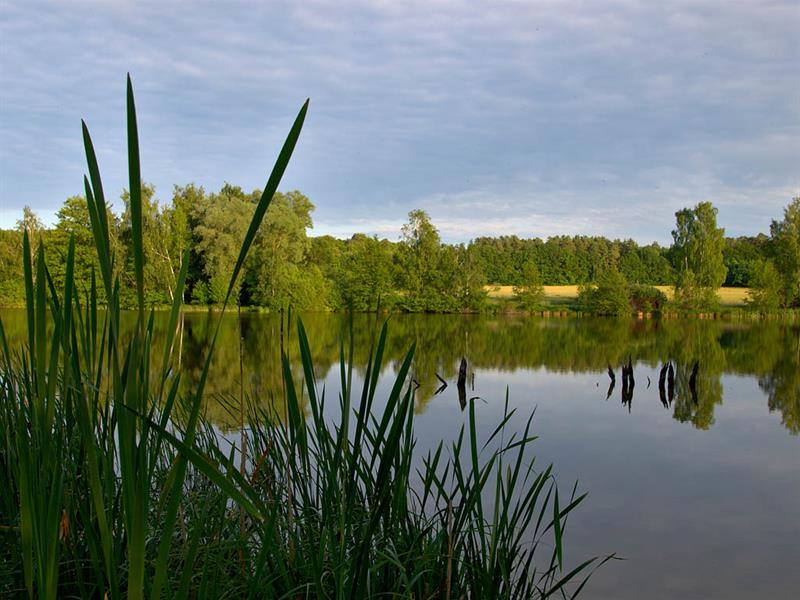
[579,268,630,316]
[629,284,668,313]
[746,260,782,312]
[672,271,719,312]
[514,260,545,311]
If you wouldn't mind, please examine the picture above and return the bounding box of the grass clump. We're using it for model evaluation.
[0,76,607,598]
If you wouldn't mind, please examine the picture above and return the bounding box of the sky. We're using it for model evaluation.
[0,0,798,244]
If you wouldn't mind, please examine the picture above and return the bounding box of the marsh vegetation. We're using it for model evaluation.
[0,79,610,599]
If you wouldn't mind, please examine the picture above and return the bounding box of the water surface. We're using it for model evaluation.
[2,309,798,598]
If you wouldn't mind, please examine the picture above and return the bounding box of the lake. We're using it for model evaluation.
[1,308,798,598]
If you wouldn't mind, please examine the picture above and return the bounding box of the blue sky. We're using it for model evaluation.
[1,0,798,244]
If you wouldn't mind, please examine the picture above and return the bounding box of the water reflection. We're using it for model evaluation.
[0,309,798,434]
[621,358,634,412]
[658,363,669,408]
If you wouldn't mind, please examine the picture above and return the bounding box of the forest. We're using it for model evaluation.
[1,185,798,313]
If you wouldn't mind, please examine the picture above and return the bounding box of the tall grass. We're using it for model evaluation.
[0,76,609,598]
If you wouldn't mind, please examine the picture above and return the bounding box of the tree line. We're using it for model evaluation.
[1,185,798,312]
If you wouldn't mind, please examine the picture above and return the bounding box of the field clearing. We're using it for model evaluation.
[485,285,580,304]
[714,286,751,306]
[486,285,750,306]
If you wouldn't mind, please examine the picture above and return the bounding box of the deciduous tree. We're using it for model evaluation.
[192,184,255,304]
[770,197,800,306]
[514,261,545,311]
[671,201,726,309]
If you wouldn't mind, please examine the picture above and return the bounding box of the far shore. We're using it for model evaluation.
[485,285,751,307]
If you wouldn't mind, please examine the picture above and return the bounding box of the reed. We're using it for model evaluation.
[0,77,608,598]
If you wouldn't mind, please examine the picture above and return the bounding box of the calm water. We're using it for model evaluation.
[1,309,798,598]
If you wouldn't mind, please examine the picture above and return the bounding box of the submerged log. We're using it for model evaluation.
[457,358,468,411]
[458,358,467,388]
[458,386,467,411]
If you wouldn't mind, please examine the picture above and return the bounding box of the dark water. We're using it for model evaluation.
[1,309,798,598]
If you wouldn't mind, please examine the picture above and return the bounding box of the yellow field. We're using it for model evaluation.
[714,287,750,306]
[652,286,750,306]
[485,285,579,304]
[485,285,750,306]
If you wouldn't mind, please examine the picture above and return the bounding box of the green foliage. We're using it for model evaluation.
[396,210,453,311]
[722,234,769,286]
[671,201,727,289]
[46,195,122,301]
[746,260,783,313]
[471,235,674,286]
[308,234,345,281]
[579,268,630,316]
[629,284,668,313]
[2,191,793,315]
[171,183,208,299]
[0,79,603,598]
[336,234,394,310]
[620,242,674,284]
[450,243,488,310]
[0,229,25,303]
[770,197,800,307]
[16,206,43,257]
[120,183,188,305]
[247,190,325,310]
[192,184,256,304]
[514,260,545,310]
[671,270,719,312]
[671,202,727,311]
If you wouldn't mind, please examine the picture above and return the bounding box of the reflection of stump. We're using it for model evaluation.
[667,363,675,405]
[605,379,615,401]
[689,361,699,404]
[627,357,635,389]
[434,372,447,395]
[658,363,669,408]
[607,364,616,383]
[621,358,634,410]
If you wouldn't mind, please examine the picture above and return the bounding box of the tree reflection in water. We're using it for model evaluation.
[0,309,797,433]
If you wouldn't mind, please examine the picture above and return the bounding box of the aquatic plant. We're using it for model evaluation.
[0,76,607,598]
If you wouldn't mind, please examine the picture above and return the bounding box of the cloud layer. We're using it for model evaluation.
[1,0,798,243]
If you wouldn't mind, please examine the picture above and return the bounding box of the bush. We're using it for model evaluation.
[746,260,782,312]
[579,268,630,316]
[513,261,545,311]
[672,271,719,312]
[629,284,668,313]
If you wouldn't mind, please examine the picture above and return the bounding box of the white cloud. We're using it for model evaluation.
[0,0,797,240]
